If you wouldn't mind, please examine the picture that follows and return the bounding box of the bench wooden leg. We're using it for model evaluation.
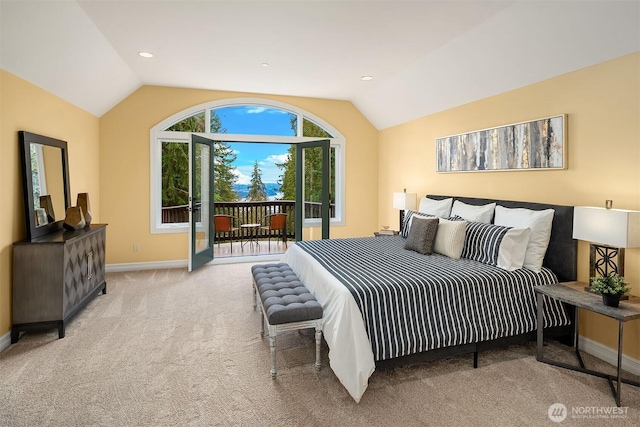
[315,325,322,371]
[270,334,277,379]
[260,309,265,337]
[252,281,257,310]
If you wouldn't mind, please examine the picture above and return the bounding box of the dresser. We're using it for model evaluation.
[12,224,107,343]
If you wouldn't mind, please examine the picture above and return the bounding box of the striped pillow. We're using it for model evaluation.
[460,221,510,266]
[451,219,531,270]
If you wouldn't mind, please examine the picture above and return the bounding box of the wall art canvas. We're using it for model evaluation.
[436,115,566,173]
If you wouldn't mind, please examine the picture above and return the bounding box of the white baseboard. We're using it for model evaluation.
[0,331,11,354]
[579,336,640,376]
[106,260,188,272]
[105,254,282,273]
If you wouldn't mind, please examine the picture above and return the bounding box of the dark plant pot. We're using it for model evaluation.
[602,294,621,308]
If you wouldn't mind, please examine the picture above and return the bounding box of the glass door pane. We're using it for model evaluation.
[189,134,214,271]
[295,140,330,241]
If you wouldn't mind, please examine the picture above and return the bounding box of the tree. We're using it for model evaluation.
[276,149,295,201]
[247,161,268,201]
[166,112,205,133]
[276,117,335,206]
[162,112,204,208]
[210,112,238,202]
[161,111,239,209]
[162,142,189,206]
[213,141,238,202]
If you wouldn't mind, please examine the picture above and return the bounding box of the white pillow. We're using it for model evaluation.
[497,228,532,271]
[494,206,555,273]
[418,197,453,218]
[450,200,496,224]
[433,218,467,259]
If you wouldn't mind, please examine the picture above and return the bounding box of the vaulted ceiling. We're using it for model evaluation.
[1,1,638,129]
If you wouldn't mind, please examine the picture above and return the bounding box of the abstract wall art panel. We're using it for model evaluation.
[436,115,566,173]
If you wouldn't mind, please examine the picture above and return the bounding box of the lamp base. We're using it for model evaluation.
[589,244,624,278]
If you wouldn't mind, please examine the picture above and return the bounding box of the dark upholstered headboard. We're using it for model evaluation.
[427,195,577,282]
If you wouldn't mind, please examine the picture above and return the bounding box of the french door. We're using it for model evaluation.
[295,139,331,241]
[188,134,215,271]
[188,136,330,270]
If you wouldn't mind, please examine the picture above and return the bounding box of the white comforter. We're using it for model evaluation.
[281,244,375,402]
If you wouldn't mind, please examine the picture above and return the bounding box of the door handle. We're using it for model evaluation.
[87,251,93,280]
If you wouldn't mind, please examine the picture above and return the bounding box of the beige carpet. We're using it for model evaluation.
[0,263,638,426]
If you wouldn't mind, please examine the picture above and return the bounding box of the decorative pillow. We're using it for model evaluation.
[401,210,436,238]
[460,221,510,265]
[433,218,467,260]
[497,227,532,271]
[418,197,453,218]
[494,206,555,273]
[450,200,496,224]
[458,221,531,270]
[404,217,439,255]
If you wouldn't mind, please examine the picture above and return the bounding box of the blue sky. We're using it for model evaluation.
[215,106,294,184]
[228,142,290,185]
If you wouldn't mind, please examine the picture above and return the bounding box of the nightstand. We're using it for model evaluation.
[374,230,399,237]
[535,281,640,407]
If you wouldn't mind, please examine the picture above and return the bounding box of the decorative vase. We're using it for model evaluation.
[63,206,86,230]
[602,294,621,308]
[76,193,92,225]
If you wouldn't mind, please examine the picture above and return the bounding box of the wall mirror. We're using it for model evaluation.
[18,131,71,240]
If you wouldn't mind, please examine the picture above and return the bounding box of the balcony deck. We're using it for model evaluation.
[213,238,288,258]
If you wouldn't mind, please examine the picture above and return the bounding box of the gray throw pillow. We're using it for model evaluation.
[404,217,439,255]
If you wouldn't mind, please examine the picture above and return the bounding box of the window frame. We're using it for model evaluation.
[150,98,345,234]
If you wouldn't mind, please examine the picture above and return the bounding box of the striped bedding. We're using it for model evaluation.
[295,236,570,362]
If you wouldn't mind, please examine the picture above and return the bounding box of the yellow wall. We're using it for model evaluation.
[3,53,638,361]
[99,86,379,264]
[378,52,640,359]
[0,70,100,338]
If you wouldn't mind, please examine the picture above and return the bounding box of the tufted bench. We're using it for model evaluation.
[251,263,323,378]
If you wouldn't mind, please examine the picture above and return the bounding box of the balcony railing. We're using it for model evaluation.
[161,200,335,242]
[215,201,296,240]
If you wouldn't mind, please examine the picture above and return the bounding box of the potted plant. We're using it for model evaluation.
[590,273,630,308]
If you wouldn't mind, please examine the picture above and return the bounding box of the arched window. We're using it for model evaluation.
[150,98,345,234]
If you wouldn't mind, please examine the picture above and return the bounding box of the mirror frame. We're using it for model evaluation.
[18,131,71,240]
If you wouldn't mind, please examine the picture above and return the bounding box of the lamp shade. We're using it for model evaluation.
[393,192,417,210]
[572,206,640,248]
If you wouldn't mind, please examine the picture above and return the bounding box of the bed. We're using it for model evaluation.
[280,196,577,402]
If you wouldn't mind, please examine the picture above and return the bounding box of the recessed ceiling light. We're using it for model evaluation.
[361,75,373,81]
[138,51,154,58]
[261,63,270,67]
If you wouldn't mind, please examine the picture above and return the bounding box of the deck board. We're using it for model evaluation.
[213,239,288,258]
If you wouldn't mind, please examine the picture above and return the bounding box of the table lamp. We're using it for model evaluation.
[393,189,417,230]
[572,201,640,281]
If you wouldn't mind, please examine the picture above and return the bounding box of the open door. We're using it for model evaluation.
[295,139,330,241]
[188,134,215,271]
